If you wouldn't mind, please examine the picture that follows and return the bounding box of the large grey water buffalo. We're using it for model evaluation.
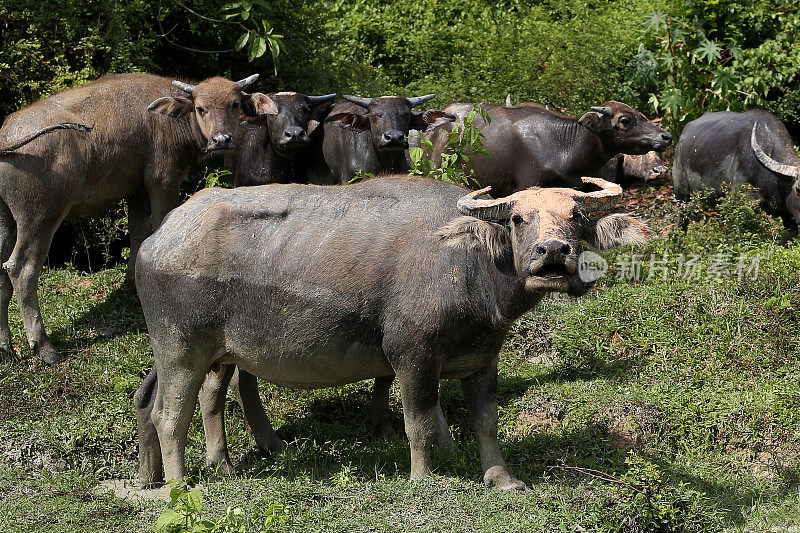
[225,91,337,186]
[673,110,800,226]
[426,101,672,196]
[322,95,455,183]
[598,152,670,184]
[0,72,260,363]
[134,175,649,490]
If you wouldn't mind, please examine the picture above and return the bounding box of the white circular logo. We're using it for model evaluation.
[578,251,608,282]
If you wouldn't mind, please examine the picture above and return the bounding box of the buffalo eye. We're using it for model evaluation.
[372,112,384,118]
[300,105,309,113]
[231,102,239,110]
[511,214,524,225]
[618,116,632,126]
[196,106,206,115]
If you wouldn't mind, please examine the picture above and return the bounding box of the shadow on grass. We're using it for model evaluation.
[49,284,146,350]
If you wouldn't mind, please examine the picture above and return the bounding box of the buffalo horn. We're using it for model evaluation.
[751,123,800,181]
[407,94,436,108]
[590,106,612,116]
[306,93,338,104]
[457,186,514,221]
[236,74,260,89]
[571,177,623,212]
[172,80,197,94]
[343,95,373,109]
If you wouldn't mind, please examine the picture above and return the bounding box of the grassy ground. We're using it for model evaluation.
[0,185,798,532]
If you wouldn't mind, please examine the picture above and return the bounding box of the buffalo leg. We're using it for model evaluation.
[371,376,452,445]
[396,359,441,479]
[460,358,527,492]
[125,192,152,288]
[0,199,16,363]
[198,363,236,474]
[3,212,65,364]
[232,369,285,453]
[151,343,210,481]
[144,172,182,231]
[370,376,396,439]
[135,368,163,486]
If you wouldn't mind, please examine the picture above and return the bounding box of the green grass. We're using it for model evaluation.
[0,187,799,531]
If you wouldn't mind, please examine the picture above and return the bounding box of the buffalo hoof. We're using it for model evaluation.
[258,438,288,454]
[37,344,65,365]
[483,466,530,493]
[0,346,18,364]
[209,458,235,476]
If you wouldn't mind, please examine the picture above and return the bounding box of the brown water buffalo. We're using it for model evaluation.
[322,95,455,184]
[134,175,649,490]
[225,91,337,186]
[673,109,800,227]
[598,152,669,184]
[426,101,672,196]
[0,72,260,364]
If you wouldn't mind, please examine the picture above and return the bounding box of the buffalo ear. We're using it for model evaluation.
[578,111,610,133]
[589,213,650,250]
[307,102,335,135]
[325,112,370,131]
[147,96,193,118]
[411,110,457,131]
[242,93,278,117]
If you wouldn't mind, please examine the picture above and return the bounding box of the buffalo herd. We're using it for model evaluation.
[0,71,798,492]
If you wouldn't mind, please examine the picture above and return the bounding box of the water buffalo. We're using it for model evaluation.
[598,152,670,184]
[225,91,337,186]
[673,110,800,226]
[134,175,649,490]
[322,95,455,183]
[426,101,672,196]
[0,72,260,363]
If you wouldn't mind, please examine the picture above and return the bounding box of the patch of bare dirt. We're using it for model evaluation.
[598,401,665,452]
[514,397,566,439]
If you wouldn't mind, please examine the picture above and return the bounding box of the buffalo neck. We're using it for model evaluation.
[480,253,546,327]
[555,119,616,181]
[375,149,409,174]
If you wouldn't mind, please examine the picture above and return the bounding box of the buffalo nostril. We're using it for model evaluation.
[535,245,547,256]
[661,132,673,142]
[560,244,571,255]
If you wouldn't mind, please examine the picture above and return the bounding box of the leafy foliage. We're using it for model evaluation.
[155,478,289,532]
[223,0,284,72]
[625,1,800,134]
[409,104,491,186]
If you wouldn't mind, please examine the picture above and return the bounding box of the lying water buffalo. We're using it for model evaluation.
[673,110,800,226]
[598,152,670,184]
[135,175,649,490]
[322,95,455,183]
[225,91,337,186]
[0,72,260,363]
[426,101,672,196]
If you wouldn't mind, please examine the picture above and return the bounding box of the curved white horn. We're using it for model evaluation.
[751,123,800,182]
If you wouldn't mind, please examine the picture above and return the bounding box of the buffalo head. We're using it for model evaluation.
[245,91,336,156]
[440,178,649,296]
[147,74,260,153]
[579,101,672,155]
[326,94,455,152]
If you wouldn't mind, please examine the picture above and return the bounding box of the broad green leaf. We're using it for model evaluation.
[645,11,666,31]
[711,67,737,95]
[235,32,249,52]
[695,39,722,64]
